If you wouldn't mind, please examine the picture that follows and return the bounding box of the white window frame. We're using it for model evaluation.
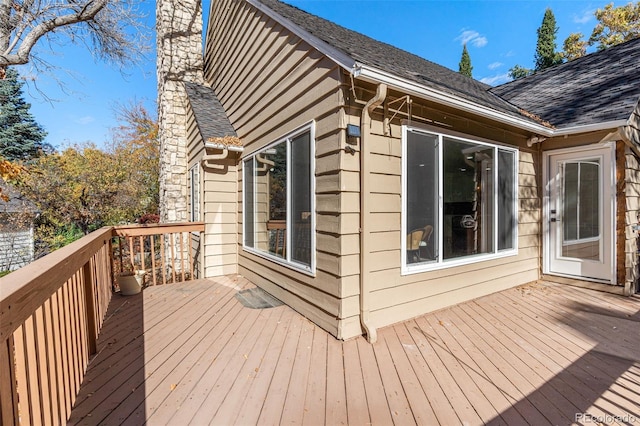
[242,122,316,275]
[189,164,200,223]
[401,124,519,275]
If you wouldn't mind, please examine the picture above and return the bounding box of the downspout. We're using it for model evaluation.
[359,83,387,343]
[200,147,229,167]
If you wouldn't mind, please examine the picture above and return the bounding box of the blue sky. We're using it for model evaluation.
[20,0,617,150]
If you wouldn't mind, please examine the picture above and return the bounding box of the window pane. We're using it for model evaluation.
[406,131,438,264]
[259,142,287,258]
[291,132,312,266]
[498,149,515,250]
[243,159,255,248]
[443,138,494,259]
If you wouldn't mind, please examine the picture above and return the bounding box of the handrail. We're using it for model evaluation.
[0,226,114,425]
[0,226,113,343]
[0,221,205,425]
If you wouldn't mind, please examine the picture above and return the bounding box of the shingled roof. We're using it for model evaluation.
[184,82,237,142]
[255,0,531,124]
[490,37,640,129]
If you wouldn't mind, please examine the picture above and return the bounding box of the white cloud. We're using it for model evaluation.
[488,62,503,70]
[480,73,511,86]
[455,30,488,48]
[76,116,95,125]
[573,8,595,25]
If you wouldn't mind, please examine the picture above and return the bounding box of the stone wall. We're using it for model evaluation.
[156,0,204,222]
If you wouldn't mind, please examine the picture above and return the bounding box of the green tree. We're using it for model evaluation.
[458,44,473,78]
[590,2,640,49]
[0,68,49,161]
[535,8,562,71]
[561,33,588,61]
[561,2,639,61]
[508,65,533,80]
[18,102,159,251]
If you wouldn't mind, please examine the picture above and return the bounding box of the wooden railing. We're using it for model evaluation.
[112,222,204,287]
[0,222,204,425]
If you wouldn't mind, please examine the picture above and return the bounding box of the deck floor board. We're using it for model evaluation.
[68,278,640,425]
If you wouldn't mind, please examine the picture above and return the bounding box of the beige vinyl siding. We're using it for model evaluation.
[0,227,34,271]
[624,144,640,290]
[206,0,349,337]
[185,88,239,278]
[625,108,640,291]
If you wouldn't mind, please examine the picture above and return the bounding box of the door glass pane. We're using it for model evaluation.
[406,131,438,264]
[443,138,494,259]
[290,132,312,266]
[562,160,600,260]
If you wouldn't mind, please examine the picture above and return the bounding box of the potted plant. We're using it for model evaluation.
[117,262,146,296]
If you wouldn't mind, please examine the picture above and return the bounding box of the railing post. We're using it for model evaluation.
[0,335,19,425]
[83,260,97,355]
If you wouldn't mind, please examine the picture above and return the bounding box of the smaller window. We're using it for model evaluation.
[242,124,315,274]
[190,165,200,222]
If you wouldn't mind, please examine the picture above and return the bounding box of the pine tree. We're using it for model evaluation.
[534,8,562,71]
[458,44,473,78]
[0,68,49,161]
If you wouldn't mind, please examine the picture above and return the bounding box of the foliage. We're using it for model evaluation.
[561,33,588,61]
[0,0,149,79]
[458,44,473,78]
[562,2,640,61]
[535,8,562,71]
[0,158,23,201]
[508,65,533,80]
[590,2,640,48]
[108,101,160,217]
[18,102,159,251]
[0,68,49,161]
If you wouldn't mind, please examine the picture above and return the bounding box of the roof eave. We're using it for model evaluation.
[353,64,553,136]
[551,120,630,137]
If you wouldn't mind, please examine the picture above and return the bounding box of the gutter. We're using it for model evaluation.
[359,83,387,344]
[354,64,634,140]
[201,143,244,167]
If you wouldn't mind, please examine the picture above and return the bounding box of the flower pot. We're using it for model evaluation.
[118,271,146,295]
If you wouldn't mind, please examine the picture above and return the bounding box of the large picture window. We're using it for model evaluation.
[243,125,315,272]
[403,126,518,273]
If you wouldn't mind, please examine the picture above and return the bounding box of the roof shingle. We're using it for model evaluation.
[490,38,640,129]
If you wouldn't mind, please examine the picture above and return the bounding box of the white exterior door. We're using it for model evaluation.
[545,146,614,283]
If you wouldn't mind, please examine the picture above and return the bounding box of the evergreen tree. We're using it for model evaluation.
[0,68,49,161]
[458,44,473,78]
[535,8,562,71]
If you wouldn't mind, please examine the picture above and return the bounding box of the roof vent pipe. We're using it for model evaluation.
[359,83,387,344]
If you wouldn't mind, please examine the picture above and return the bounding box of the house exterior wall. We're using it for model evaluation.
[205,0,349,337]
[339,82,541,338]
[624,147,640,292]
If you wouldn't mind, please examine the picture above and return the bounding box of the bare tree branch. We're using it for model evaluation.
[0,0,149,79]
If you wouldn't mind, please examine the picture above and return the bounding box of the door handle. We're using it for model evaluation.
[550,218,558,222]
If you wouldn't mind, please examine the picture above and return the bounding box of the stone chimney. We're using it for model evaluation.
[156,0,204,222]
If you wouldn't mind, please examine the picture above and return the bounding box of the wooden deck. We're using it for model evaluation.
[68,276,640,425]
